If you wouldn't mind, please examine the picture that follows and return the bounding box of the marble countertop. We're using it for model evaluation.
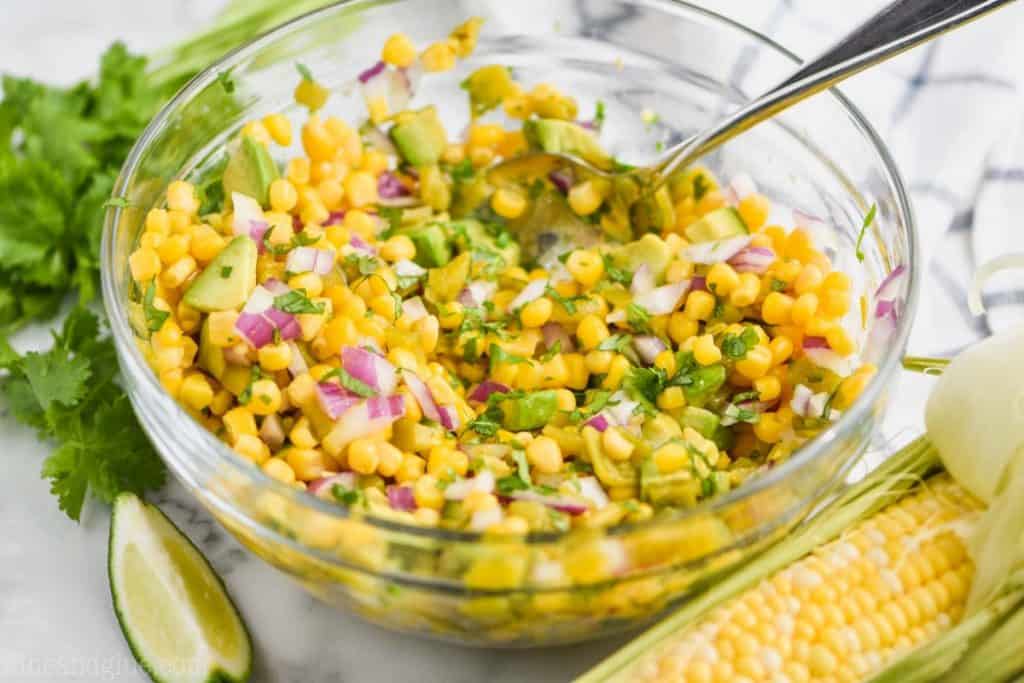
[0,1,945,681]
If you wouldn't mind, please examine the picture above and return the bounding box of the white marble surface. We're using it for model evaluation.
[0,1,951,682]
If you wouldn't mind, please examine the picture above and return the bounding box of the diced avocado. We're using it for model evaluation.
[522,118,611,169]
[711,425,735,452]
[425,251,470,304]
[583,427,638,491]
[630,185,676,235]
[683,365,727,406]
[182,236,258,312]
[509,189,598,265]
[417,164,451,211]
[221,136,280,207]
[451,219,520,268]
[684,207,748,243]
[610,234,673,281]
[499,390,558,431]
[197,318,226,381]
[680,407,720,439]
[390,107,447,166]
[407,223,451,268]
[640,456,702,507]
[641,413,683,448]
[461,65,516,116]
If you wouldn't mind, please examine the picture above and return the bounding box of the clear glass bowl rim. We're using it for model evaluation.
[101,0,919,545]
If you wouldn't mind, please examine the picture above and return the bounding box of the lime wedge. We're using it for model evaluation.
[109,493,252,683]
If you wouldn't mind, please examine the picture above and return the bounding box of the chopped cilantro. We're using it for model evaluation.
[855,203,877,262]
[598,334,633,353]
[539,340,562,363]
[343,252,380,277]
[103,197,131,209]
[770,278,787,292]
[601,254,632,284]
[332,484,364,506]
[273,289,325,315]
[594,100,606,129]
[296,62,315,82]
[320,366,376,397]
[236,366,263,406]
[489,343,526,370]
[217,69,235,94]
[143,282,169,333]
[692,173,710,201]
[220,266,233,279]
[626,303,652,333]
[545,285,586,315]
[449,158,474,182]
[377,206,404,238]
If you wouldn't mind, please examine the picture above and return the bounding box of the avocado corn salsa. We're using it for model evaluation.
[129,17,875,537]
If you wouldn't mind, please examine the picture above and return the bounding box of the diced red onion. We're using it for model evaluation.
[793,209,826,230]
[509,278,549,311]
[548,169,573,193]
[444,470,496,501]
[395,259,426,280]
[606,309,626,325]
[458,280,498,308]
[630,263,655,296]
[790,384,814,418]
[469,506,504,531]
[357,61,386,83]
[293,215,304,231]
[437,405,460,431]
[402,369,441,422]
[286,246,335,275]
[234,312,275,348]
[342,346,397,395]
[803,347,854,376]
[400,296,428,323]
[803,336,831,350]
[808,391,829,418]
[361,126,397,156]
[349,234,377,255]
[243,285,275,313]
[691,276,707,292]
[316,382,362,420]
[633,335,666,365]
[232,192,264,236]
[607,395,639,426]
[323,396,406,454]
[378,171,411,199]
[308,472,357,498]
[325,211,345,226]
[249,221,269,252]
[468,380,510,403]
[684,235,753,264]
[728,246,776,274]
[576,476,609,510]
[401,62,422,95]
[633,280,691,315]
[262,278,290,296]
[586,414,609,432]
[286,341,308,377]
[387,485,417,511]
[542,322,575,353]
[504,490,589,516]
[263,307,301,341]
[874,265,907,303]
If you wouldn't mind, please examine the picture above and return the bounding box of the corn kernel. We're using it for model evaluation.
[348,439,380,474]
[294,78,329,111]
[762,292,794,325]
[491,187,527,219]
[568,180,604,216]
[792,292,819,326]
[668,312,699,344]
[706,263,740,296]
[794,264,825,295]
[826,326,856,356]
[602,354,630,390]
[381,32,417,67]
[261,113,292,146]
[657,386,686,411]
[693,334,722,366]
[344,170,378,208]
[167,180,199,215]
[526,436,563,474]
[577,314,610,350]
[262,458,296,484]
[520,297,553,328]
[247,379,282,416]
[736,345,773,379]
[738,193,771,230]
[234,434,270,465]
[754,413,784,443]
[566,250,604,288]
[145,208,171,235]
[287,448,329,480]
[380,234,416,262]
[414,475,446,509]
[754,375,782,401]
[129,247,161,282]
[180,374,213,411]
[684,290,716,321]
[420,41,457,72]
[653,441,688,474]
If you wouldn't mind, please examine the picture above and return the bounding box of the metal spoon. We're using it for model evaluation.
[490,0,1016,249]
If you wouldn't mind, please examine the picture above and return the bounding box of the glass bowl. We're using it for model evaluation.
[101,0,917,647]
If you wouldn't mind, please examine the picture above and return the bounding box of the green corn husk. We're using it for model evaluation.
[902,356,952,374]
[575,436,941,683]
[942,582,1024,682]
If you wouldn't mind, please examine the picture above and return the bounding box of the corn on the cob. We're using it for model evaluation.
[630,474,981,683]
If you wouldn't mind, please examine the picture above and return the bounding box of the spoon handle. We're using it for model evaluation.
[655,0,1016,179]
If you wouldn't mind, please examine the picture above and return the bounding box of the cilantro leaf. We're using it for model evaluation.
[539,340,562,363]
[545,286,587,315]
[601,254,632,284]
[143,281,169,333]
[626,303,652,333]
[321,366,376,398]
[296,62,315,82]
[855,203,877,262]
[488,343,526,370]
[598,334,633,353]
[273,289,325,315]
[343,252,380,277]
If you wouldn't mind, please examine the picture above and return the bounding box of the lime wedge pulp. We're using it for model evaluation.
[109,493,252,683]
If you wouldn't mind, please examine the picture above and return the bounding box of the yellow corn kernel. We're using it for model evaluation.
[176,301,201,335]
[602,427,635,461]
[693,334,722,366]
[294,78,329,111]
[343,170,378,208]
[247,379,282,416]
[223,407,258,442]
[738,193,771,231]
[706,263,740,296]
[668,312,699,345]
[791,292,820,327]
[209,390,233,417]
[735,345,773,380]
[526,436,563,474]
[729,272,762,308]
[348,439,380,475]
[568,180,604,216]
[427,445,469,479]
[257,343,292,373]
[160,256,197,289]
[145,208,171,235]
[684,290,716,321]
[286,157,311,186]
[167,180,199,215]
[491,187,527,219]
[837,363,877,409]
[449,16,484,57]
[577,314,610,350]
[784,228,815,261]
[769,335,794,366]
[826,326,856,357]
[503,93,532,120]
[753,412,784,443]
[261,113,292,146]
[564,352,589,390]
[822,270,852,292]
[602,354,630,390]
[497,130,527,158]
[821,288,852,319]
[317,179,344,210]
[361,149,389,176]
[654,349,677,376]
[794,264,825,295]
[413,475,446,510]
[180,374,214,411]
[189,225,225,263]
[380,234,416,262]
[652,441,688,474]
[289,417,318,449]
[520,297,553,328]
[168,210,191,233]
[262,458,296,484]
[413,315,440,353]
[204,311,238,348]
[762,292,794,325]
[468,123,505,149]
[420,40,457,72]
[267,178,298,213]
[374,442,403,478]
[287,448,329,481]
[129,247,161,282]
[302,115,337,162]
[657,386,686,411]
[585,350,614,375]
[234,434,270,465]
[381,32,417,67]
[157,233,190,265]
[754,375,782,401]
[394,453,426,484]
[528,83,578,120]
[566,250,604,288]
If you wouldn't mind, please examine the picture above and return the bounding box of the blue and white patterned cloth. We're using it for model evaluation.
[710,0,1024,351]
